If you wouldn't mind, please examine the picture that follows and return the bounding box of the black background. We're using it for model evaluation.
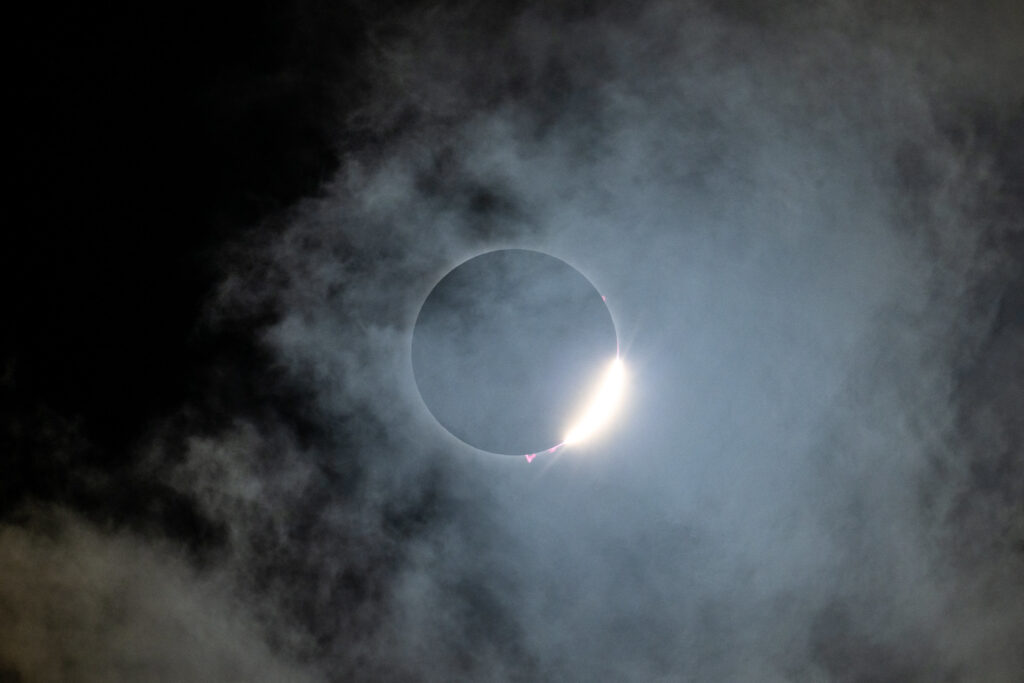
[4,2,373,522]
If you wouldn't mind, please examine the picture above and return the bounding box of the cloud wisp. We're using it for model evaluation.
[3,2,1022,681]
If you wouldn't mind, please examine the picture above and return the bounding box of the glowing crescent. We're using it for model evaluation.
[562,357,625,446]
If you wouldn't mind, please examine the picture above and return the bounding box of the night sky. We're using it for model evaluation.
[3,1,1023,681]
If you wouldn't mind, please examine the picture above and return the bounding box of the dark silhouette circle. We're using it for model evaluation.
[412,249,617,455]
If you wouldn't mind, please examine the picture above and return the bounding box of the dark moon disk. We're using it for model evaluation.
[412,249,617,456]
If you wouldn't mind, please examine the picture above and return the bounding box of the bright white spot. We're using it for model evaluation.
[563,357,625,446]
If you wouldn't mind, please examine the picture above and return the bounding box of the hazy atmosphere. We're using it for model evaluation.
[4,1,1023,681]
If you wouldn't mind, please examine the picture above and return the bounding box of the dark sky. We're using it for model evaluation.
[3,1,1023,681]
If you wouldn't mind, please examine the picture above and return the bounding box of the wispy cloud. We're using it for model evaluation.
[3,1,1021,681]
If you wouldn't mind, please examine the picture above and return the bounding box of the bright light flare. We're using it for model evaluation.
[562,357,625,446]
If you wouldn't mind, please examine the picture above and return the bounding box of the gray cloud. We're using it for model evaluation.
[0,507,318,683]
[5,1,1022,681]
[192,1,1024,680]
